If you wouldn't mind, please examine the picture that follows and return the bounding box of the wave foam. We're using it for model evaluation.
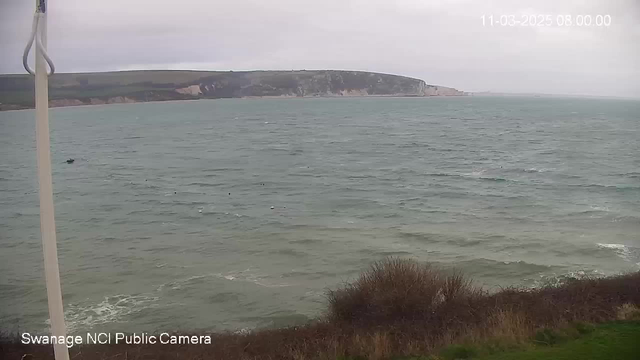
[217,269,292,288]
[597,243,635,263]
[524,167,554,173]
[158,270,293,292]
[49,294,158,334]
[528,269,606,288]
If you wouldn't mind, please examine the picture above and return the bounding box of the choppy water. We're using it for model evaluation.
[1,97,639,334]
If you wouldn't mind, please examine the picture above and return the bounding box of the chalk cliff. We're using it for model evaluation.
[0,70,465,110]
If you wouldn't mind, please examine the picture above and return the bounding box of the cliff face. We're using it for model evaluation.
[191,71,463,98]
[0,70,464,110]
[416,81,464,96]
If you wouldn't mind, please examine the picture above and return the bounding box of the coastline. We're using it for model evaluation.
[0,69,466,112]
[2,259,639,360]
[0,93,467,112]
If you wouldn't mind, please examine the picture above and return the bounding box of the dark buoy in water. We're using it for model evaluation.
[66,159,74,164]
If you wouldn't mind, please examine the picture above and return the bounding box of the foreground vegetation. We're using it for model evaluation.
[477,321,639,360]
[398,321,640,360]
[2,258,639,359]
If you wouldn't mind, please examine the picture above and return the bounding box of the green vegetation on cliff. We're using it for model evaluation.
[0,70,464,110]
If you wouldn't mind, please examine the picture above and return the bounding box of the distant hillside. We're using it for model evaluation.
[0,70,464,110]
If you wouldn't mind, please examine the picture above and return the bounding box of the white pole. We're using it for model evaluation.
[34,1,70,359]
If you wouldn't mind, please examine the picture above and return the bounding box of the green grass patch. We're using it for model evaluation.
[400,321,640,360]
[0,90,34,105]
[440,344,479,359]
[50,86,174,99]
[474,321,639,360]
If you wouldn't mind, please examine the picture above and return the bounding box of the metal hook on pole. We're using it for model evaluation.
[23,0,55,76]
[24,1,70,360]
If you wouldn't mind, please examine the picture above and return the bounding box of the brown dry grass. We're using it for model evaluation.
[2,258,639,359]
[617,303,640,320]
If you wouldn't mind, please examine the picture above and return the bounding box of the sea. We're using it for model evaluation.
[1,96,639,335]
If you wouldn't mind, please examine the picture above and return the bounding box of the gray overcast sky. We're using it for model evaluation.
[1,0,639,97]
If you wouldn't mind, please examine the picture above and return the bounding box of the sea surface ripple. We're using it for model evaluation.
[1,96,639,333]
